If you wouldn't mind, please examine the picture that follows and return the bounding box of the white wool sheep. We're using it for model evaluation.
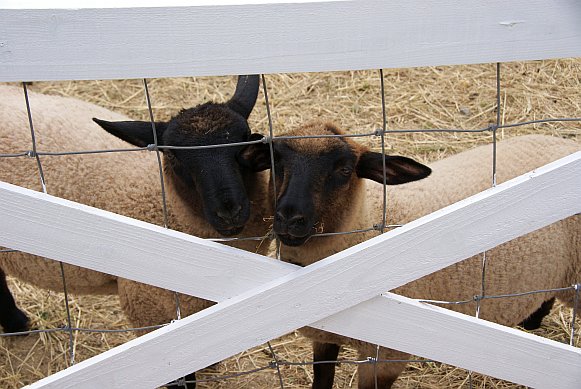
[242,120,580,389]
[0,80,271,387]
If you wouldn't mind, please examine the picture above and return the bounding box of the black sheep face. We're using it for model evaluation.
[93,75,262,236]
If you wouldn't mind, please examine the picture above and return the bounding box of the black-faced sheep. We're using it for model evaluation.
[240,120,581,389]
[0,76,270,388]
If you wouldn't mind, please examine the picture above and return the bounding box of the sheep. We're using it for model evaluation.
[0,267,29,333]
[0,76,271,387]
[239,120,581,389]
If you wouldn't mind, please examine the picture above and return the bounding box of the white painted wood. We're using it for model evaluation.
[1,0,580,81]
[2,152,579,304]
[0,181,297,302]
[3,153,580,388]
[1,0,327,8]
[24,152,581,388]
[29,297,581,389]
[317,293,581,389]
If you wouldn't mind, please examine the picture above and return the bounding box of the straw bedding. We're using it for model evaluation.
[1,59,580,388]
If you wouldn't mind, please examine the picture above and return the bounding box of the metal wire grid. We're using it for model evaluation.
[0,63,579,388]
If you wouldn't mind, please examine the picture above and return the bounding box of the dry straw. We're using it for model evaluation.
[1,58,580,388]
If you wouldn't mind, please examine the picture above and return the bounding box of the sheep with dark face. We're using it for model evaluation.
[92,75,263,238]
[0,76,270,388]
[240,120,580,389]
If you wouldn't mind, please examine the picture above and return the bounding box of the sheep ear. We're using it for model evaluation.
[238,133,271,171]
[226,75,260,119]
[356,151,431,185]
[93,118,167,148]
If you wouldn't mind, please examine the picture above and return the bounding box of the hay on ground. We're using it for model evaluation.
[1,58,580,388]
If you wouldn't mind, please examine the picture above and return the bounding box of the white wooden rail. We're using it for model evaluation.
[1,152,578,388]
[1,0,581,81]
[2,1,581,388]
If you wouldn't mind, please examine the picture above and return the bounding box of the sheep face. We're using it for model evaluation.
[94,75,261,236]
[163,105,257,236]
[240,121,431,246]
[273,142,355,246]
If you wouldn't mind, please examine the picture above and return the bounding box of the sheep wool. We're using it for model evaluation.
[275,121,580,388]
[0,85,161,294]
[0,84,271,331]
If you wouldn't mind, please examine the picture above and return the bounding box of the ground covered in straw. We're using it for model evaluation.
[1,59,580,388]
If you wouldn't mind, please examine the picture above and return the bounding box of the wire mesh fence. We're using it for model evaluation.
[0,60,580,388]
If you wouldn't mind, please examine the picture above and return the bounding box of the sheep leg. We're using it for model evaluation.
[312,341,341,389]
[357,346,408,389]
[0,267,30,333]
[519,297,555,330]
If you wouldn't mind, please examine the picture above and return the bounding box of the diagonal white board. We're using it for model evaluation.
[0,181,297,301]
[2,154,581,387]
[14,152,580,388]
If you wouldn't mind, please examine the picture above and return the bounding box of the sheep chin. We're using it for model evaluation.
[276,233,311,247]
[215,225,245,237]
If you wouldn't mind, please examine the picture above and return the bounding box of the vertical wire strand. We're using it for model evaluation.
[261,74,281,259]
[374,344,380,389]
[173,293,182,321]
[475,63,501,322]
[22,83,47,194]
[379,69,388,233]
[570,284,580,346]
[376,69,388,388]
[143,79,169,229]
[23,82,75,365]
[267,341,285,389]
[475,252,487,319]
[469,61,502,389]
[58,262,76,365]
[144,79,184,388]
[493,62,500,187]
[143,79,182,320]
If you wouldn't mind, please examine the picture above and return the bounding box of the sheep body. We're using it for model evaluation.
[271,122,580,388]
[0,83,271,328]
[0,85,160,294]
[1,83,271,387]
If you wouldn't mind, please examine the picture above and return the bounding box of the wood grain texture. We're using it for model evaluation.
[21,152,581,388]
[1,0,322,8]
[1,0,580,81]
[317,293,581,389]
[0,181,297,302]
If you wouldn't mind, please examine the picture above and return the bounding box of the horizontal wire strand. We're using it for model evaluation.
[2,284,576,338]
[1,116,579,160]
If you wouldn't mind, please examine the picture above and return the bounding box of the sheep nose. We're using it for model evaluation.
[276,211,307,235]
[216,204,243,224]
[288,215,306,229]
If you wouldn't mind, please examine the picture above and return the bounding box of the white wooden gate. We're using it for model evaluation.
[1,1,580,388]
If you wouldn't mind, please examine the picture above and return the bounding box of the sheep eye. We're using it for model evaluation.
[339,166,353,177]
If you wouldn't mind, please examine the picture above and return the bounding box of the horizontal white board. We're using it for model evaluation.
[1,0,327,8]
[1,0,580,81]
[22,151,581,388]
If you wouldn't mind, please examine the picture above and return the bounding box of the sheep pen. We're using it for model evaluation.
[1,59,580,388]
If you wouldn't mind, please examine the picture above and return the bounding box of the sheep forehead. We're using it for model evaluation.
[173,103,242,138]
[282,120,359,156]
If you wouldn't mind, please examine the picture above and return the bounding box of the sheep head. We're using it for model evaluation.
[93,75,261,237]
[239,121,431,246]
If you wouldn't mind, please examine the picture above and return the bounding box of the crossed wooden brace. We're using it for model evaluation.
[0,152,580,389]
